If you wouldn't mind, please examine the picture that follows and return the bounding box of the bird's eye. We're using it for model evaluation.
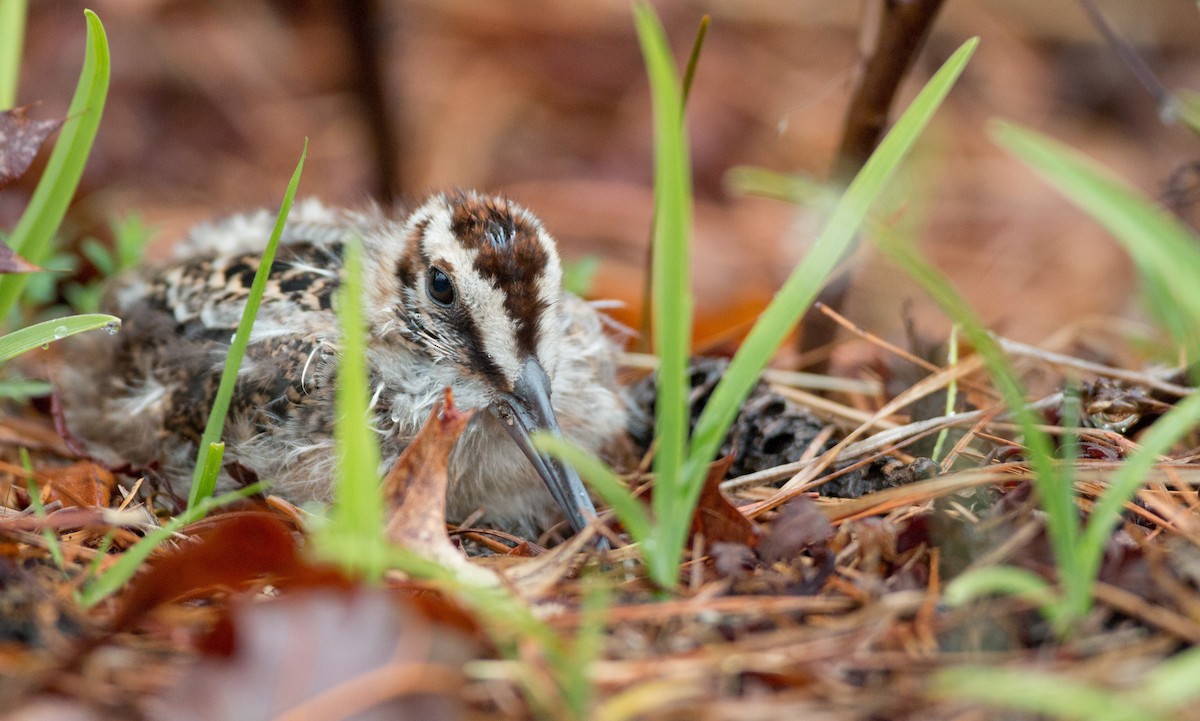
[426,267,456,307]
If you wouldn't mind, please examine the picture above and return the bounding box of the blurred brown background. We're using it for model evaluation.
[7,0,1200,363]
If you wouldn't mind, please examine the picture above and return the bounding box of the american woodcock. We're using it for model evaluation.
[60,192,637,538]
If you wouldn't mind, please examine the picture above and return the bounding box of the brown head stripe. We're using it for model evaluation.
[449,194,549,358]
[394,217,429,294]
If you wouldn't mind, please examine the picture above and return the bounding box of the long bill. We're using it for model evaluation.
[489,357,598,534]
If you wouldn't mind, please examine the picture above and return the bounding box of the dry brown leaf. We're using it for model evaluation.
[490,524,597,599]
[37,462,115,508]
[382,388,496,585]
[757,497,833,564]
[0,243,42,274]
[0,105,63,191]
[691,455,763,548]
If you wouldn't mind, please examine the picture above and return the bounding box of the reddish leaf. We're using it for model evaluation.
[109,511,348,633]
[389,579,486,639]
[0,105,64,190]
[691,455,763,548]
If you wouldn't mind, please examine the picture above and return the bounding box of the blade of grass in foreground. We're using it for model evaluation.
[683,38,980,520]
[0,0,27,108]
[0,313,118,362]
[533,435,653,543]
[930,666,1162,721]
[0,9,109,322]
[186,140,307,509]
[633,1,694,589]
[319,237,386,581]
[21,448,65,572]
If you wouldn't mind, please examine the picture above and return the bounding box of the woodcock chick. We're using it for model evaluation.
[60,192,637,538]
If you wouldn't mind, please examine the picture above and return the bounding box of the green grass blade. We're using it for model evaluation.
[323,237,386,580]
[992,119,1200,598]
[0,9,109,321]
[534,434,652,542]
[79,483,265,607]
[930,667,1159,721]
[633,2,694,589]
[680,15,710,110]
[1171,90,1200,136]
[943,565,1059,618]
[561,256,599,297]
[0,0,26,108]
[0,378,50,399]
[111,213,154,272]
[186,140,307,509]
[991,120,1200,358]
[561,576,610,717]
[1142,645,1200,708]
[725,166,834,208]
[686,38,979,503]
[0,313,118,363]
[190,442,225,506]
[77,530,115,594]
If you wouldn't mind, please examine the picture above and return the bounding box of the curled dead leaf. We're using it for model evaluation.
[383,388,496,585]
[0,105,64,191]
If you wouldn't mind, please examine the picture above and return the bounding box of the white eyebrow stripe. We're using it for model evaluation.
[418,196,523,386]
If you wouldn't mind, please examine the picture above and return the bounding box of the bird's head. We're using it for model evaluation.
[363,191,597,534]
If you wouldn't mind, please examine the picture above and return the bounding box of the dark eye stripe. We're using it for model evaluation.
[458,311,509,390]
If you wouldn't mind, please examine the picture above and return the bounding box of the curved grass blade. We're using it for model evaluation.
[684,38,980,527]
[188,442,225,508]
[186,140,307,509]
[534,433,653,542]
[876,235,1082,626]
[992,120,1200,596]
[0,9,109,320]
[991,121,1200,354]
[0,312,118,363]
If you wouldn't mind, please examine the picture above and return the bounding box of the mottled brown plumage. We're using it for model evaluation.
[61,193,638,537]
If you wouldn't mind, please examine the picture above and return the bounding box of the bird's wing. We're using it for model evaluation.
[115,239,347,333]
